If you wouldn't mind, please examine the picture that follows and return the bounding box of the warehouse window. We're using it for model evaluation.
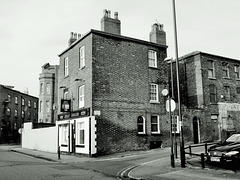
[151,115,160,134]
[148,50,157,68]
[234,65,240,79]
[208,60,215,78]
[209,84,217,103]
[222,62,230,78]
[137,116,146,134]
[224,86,231,101]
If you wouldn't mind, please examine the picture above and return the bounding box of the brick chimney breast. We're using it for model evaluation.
[101,9,121,35]
[149,23,166,46]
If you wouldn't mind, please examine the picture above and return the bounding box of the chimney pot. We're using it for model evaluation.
[103,9,108,17]
[78,33,81,39]
[108,10,111,18]
[114,12,118,19]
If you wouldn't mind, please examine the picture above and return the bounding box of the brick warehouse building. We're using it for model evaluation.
[55,10,170,156]
[0,85,38,143]
[172,51,240,144]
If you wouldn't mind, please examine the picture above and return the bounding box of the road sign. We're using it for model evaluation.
[166,98,176,112]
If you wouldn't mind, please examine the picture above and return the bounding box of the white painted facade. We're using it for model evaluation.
[57,116,97,156]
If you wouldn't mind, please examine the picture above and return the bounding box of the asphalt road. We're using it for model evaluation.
[0,149,116,180]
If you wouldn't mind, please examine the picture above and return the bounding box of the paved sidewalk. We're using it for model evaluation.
[1,144,240,180]
[129,154,240,180]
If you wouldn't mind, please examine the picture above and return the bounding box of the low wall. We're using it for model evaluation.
[22,122,57,153]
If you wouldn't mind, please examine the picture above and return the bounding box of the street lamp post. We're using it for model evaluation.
[164,57,178,159]
[172,0,186,167]
[162,89,175,168]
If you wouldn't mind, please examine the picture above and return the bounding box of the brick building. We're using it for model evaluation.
[56,10,170,156]
[0,85,38,143]
[174,51,240,144]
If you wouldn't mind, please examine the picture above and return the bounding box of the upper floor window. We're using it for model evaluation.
[40,83,44,94]
[222,62,230,78]
[137,116,146,134]
[21,111,25,118]
[34,102,37,109]
[224,86,231,101]
[208,60,215,78]
[78,85,85,108]
[22,98,25,106]
[209,84,217,103]
[46,100,50,112]
[79,46,85,69]
[234,65,240,79]
[6,108,11,116]
[15,97,18,104]
[148,50,157,68]
[151,115,160,134]
[46,83,50,94]
[63,88,69,99]
[7,95,11,102]
[40,101,43,112]
[14,110,18,117]
[237,87,240,94]
[150,83,159,102]
[64,57,69,77]
[28,100,31,107]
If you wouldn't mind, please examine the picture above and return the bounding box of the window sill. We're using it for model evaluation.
[76,145,85,148]
[137,133,147,136]
[236,78,240,81]
[151,132,161,135]
[208,77,216,80]
[150,101,160,104]
[79,66,86,70]
[148,66,159,70]
[223,77,231,80]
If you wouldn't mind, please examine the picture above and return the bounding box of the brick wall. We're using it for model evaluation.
[92,33,169,154]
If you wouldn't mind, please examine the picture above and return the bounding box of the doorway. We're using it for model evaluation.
[193,117,200,144]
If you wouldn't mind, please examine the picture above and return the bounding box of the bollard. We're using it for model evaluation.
[201,153,205,169]
[189,145,192,156]
[58,146,61,160]
[205,143,208,155]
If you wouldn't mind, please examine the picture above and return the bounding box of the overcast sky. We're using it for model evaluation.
[1,0,240,97]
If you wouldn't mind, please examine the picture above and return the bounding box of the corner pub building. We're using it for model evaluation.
[56,10,170,156]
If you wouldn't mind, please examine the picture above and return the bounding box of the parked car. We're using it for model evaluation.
[208,134,240,163]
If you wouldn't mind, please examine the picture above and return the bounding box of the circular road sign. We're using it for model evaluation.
[166,99,176,112]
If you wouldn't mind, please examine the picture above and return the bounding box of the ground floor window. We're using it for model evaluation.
[62,125,68,145]
[151,115,160,134]
[137,116,145,134]
[77,122,85,146]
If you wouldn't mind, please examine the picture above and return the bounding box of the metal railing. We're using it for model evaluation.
[184,142,219,168]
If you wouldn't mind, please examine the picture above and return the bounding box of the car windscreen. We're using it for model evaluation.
[226,134,240,143]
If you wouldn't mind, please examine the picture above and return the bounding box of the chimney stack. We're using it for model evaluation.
[149,23,166,46]
[101,9,121,35]
[68,32,81,46]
